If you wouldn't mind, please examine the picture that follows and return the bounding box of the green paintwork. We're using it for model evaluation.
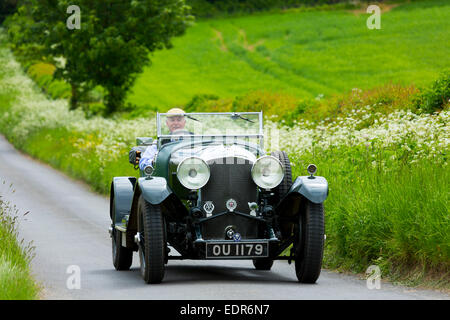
[138,177,173,205]
[110,177,136,225]
[288,176,329,204]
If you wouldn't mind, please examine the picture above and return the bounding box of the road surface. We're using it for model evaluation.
[0,135,447,300]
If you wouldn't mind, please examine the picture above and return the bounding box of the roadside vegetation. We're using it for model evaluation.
[0,22,448,290]
[0,184,40,299]
[3,0,449,118]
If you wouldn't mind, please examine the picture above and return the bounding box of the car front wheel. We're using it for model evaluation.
[137,195,166,284]
[112,228,133,271]
[294,199,324,283]
[112,200,133,271]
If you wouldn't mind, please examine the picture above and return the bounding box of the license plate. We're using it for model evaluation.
[206,241,268,259]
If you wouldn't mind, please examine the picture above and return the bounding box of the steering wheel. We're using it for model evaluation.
[171,129,193,135]
[160,129,193,145]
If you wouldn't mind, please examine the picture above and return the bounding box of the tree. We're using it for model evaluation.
[4,2,47,69]
[0,0,19,24]
[9,0,193,113]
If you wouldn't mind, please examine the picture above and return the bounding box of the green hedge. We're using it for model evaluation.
[414,71,450,114]
[188,0,354,17]
[27,62,72,100]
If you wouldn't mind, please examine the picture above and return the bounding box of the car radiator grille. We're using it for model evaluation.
[202,157,257,214]
[200,157,259,240]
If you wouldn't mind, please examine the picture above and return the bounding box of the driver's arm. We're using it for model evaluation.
[139,143,157,171]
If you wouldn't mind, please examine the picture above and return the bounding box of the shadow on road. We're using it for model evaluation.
[162,264,297,285]
[88,263,301,288]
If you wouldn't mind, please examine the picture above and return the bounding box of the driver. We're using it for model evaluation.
[138,107,187,171]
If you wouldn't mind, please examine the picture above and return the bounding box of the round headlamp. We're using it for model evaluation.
[177,157,210,190]
[251,156,284,190]
[307,164,317,176]
[143,165,154,176]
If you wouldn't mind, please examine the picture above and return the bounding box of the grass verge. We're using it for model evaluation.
[0,190,40,300]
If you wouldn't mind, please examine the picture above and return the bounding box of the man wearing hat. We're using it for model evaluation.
[138,107,187,171]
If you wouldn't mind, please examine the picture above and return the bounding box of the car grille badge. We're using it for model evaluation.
[203,201,215,217]
[226,198,237,212]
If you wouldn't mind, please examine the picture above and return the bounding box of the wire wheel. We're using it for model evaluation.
[271,151,293,203]
[137,195,166,284]
[112,202,132,271]
[295,200,324,283]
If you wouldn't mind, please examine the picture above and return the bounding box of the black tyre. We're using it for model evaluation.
[137,195,166,284]
[252,258,274,271]
[295,200,324,283]
[112,228,133,271]
[271,151,292,203]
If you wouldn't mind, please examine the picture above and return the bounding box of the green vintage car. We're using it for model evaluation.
[109,112,328,284]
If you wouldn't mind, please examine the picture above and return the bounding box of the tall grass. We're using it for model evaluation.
[0,189,40,300]
[289,148,449,286]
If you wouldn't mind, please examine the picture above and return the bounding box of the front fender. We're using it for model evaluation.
[110,177,137,224]
[124,176,174,248]
[288,176,328,204]
[138,176,173,205]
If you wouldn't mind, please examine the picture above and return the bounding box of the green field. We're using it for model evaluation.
[127,0,450,109]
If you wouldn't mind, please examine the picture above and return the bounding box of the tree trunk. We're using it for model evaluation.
[105,87,125,115]
[70,83,78,110]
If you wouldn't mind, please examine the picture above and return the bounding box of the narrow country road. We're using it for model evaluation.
[0,135,447,300]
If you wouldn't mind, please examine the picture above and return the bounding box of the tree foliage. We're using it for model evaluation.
[187,0,345,17]
[6,0,193,113]
[0,0,19,24]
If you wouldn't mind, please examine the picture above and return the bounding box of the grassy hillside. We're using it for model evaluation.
[127,0,450,109]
